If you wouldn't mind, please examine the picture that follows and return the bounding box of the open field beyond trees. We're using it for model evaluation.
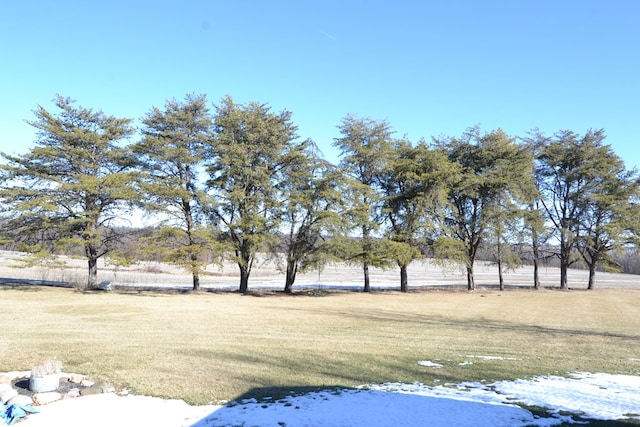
[1,251,640,406]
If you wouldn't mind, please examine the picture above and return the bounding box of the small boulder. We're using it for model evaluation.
[68,374,86,384]
[0,384,19,404]
[5,371,31,382]
[32,391,62,405]
[80,379,95,387]
[0,374,11,385]
[79,386,103,396]
[7,394,34,406]
[63,387,81,399]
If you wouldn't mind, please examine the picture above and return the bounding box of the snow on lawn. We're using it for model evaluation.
[15,372,640,427]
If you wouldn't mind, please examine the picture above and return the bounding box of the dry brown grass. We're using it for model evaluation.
[1,285,640,405]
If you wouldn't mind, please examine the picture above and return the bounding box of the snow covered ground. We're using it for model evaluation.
[3,249,640,291]
[14,372,640,427]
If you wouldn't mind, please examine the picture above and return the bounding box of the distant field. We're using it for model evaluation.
[1,255,640,405]
[2,249,640,291]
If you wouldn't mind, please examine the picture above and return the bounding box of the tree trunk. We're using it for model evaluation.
[559,231,570,290]
[466,265,475,291]
[496,238,504,291]
[192,271,200,291]
[236,245,252,293]
[587,261,596,290]
[531,228,540,290]
[560,265,568,289]
[284,259,297,293]
[87,256,98,289]
[560,262,568,290]
[84,239,99,289]
[185,200,200,291]
[467,238,480,291]
[399,264,408,293]
[190,253,201,291]
[239,265,249,294]
[363,261,370,292]
[362,228,371,292]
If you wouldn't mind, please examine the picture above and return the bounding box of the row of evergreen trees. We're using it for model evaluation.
[1,94,638,293]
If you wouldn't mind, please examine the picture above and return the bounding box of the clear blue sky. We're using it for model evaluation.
[1,0,638,167]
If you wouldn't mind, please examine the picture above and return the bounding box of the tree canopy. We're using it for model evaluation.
[132,93,216,290]
[379,140,458,291]
[535,129,640,289]
[0,95,136,289]
[434,127,535,291]
[2,94,639,292]
[332,115,397,292]
[206,96,304,293]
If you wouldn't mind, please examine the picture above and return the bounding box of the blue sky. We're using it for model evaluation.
[1,0,638,167]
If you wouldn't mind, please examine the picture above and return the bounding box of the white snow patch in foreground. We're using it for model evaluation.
[15,372,640,427]
[491,372,640,420]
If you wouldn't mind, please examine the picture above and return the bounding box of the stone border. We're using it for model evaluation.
[1,371,117,407]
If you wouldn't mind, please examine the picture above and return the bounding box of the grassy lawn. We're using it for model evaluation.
[1,285,639,406]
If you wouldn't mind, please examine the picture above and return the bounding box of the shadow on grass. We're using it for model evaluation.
[332,306,640,342]
[0,277,71,289]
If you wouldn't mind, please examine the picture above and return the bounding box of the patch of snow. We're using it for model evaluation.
[202,386,556,427]
[491,372,640,421]
[417,360,443,368]
[15,393,215,427]
[15,372,640,427]
[466,354,519,360]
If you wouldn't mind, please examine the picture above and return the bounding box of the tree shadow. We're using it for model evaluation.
[332,307,640,341]
[189,384,640,426]
[0,277,71,289]
[186,385,579,427]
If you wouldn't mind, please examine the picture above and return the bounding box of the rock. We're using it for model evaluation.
[0,374,11,385]
[7,394,33,406]
[79,386,103,396]
[0,384,19,404]
[80,379,95,387]
[63,387,81,399]
[4,371,30,382]
[68,374,86,384]
[102,385,116,394]
[32,391,62,405]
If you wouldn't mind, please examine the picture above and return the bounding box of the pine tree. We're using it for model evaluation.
[0,95,136,289]
[132,94,217,291]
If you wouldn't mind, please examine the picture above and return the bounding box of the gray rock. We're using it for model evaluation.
[80,379,95,387]
[68,373,86,384]
[63,387,81,399]
[0,384,18,404]
[98,280,112,291]
[32,391,62,405]
[5,371,31,381]
[7,394,33,406]
[79,386,103,396]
